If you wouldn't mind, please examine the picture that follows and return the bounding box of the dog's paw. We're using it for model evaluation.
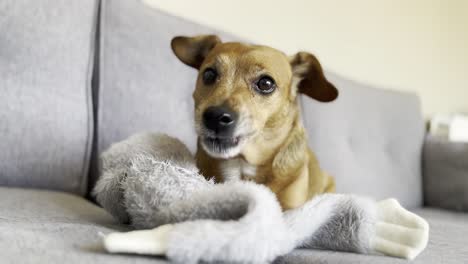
[370,199,429,260]
[103,224,173,255]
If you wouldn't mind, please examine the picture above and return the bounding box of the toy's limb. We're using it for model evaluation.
[284,194,429,259]
[284,194,375,253]
[371,198,429,260]
[103,182,293,264]
[94,132,201,226]
[103,224,173,255]
[93,171,130,224]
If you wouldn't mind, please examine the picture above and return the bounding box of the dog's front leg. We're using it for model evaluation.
[268,164,310,210]
[269,127,310,210]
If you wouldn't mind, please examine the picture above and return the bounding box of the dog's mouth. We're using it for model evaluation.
[205,136,241,147]
[200,135,245,159]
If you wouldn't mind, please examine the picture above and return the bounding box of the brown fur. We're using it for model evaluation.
[171,35,337,210]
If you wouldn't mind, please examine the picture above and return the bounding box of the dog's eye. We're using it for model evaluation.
[255,76,276,94]
[202,68,218,85]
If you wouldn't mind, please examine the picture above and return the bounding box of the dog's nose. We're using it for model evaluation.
[202,106,237,136]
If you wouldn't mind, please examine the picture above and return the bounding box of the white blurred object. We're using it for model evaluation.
[450,115,468,142]
[429,114,468,142]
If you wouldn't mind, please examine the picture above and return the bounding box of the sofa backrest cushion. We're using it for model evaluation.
[0,0,98,195]
[92,0,237,188]
[95,1,425,208]
[301,73,425,208]
[423,135,468,211]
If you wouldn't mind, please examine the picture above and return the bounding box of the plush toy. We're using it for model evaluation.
[93,133,429,264]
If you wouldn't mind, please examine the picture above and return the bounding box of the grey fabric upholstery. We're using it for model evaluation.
[0,187,168,264]
[0,0,98,195]
[423,135,468,211]
[276,208,468,264]
[92,0,238,188]
[300,74,425,208]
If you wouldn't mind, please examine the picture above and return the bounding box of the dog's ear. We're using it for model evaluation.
[289,52,338,102]
[171,35,221,69]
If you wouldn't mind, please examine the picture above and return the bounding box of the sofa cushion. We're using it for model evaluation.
[301,74,425,208]
[2,187,466,264]
[0,0,98,195]
[93,0,238,188]
[0,187,167,264]
[277,207,468,264]
[423,135,468,211]
[96,0,425,208]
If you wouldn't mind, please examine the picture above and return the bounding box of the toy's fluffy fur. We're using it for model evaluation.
[94,132,428,263]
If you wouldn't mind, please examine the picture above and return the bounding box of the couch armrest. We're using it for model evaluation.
[423,135,468,211]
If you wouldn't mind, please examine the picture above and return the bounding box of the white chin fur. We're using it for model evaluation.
[201,141,241,159]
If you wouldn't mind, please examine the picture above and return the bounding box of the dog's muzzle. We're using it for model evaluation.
[202,106,237,137]
[201,106,243,157]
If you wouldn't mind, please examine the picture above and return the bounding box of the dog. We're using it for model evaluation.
[171,35,337,210]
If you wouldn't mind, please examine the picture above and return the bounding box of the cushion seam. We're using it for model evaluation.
[97,0,108,171]
[79,0,100,196]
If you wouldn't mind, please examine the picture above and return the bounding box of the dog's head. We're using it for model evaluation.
[171,35,338,159]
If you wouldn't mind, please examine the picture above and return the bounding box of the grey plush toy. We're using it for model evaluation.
[93,133,429,264]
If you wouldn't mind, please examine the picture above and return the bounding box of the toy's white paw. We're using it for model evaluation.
[103,224,173,255]
[370,199,429,260]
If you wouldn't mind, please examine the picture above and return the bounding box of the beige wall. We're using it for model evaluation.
[144,0,468,116]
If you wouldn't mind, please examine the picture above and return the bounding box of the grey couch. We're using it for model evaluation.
[1,0,467,263]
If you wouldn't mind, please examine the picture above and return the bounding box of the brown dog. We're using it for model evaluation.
[171,35,337,210]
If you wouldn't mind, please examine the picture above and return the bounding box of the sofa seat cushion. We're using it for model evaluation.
[2,188,466,264]
[277,207,468,264]
[0,187,167,264]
